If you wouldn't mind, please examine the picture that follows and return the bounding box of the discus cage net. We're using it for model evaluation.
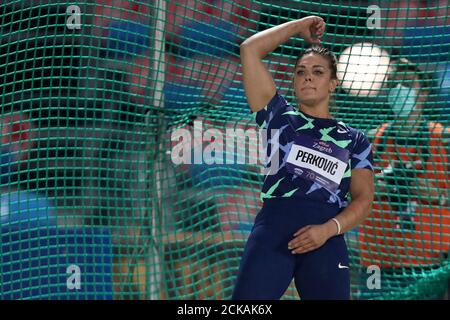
[0,0,449,300]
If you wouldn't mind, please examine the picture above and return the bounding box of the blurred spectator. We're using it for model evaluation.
[358,58,450,299]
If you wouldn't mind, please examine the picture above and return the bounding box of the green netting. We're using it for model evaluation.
[0,0,449,300]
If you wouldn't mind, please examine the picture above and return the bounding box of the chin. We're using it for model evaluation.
[298,97,317,107]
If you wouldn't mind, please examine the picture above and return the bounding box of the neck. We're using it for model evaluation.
[298,100,333,119]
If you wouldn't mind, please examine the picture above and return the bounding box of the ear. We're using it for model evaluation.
[329,78,338,93]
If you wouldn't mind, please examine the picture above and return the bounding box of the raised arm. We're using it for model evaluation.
[240,16,325,112]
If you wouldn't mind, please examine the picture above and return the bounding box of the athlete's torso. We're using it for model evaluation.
[255,91,373,209]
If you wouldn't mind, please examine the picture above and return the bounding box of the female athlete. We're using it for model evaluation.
[232,16,375,300]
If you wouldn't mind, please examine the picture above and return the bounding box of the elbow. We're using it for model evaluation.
[239,41,253,56]
[240,40,251,51]
[240,39,249,48]
[361,194,374,222]
[240,37,256,49]
[248,103,262,113]
[353,192,374,222]
[240,40,260,58]
[363,200,373,221]
[364,181,375,209]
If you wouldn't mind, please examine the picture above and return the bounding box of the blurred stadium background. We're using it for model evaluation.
[0,0,449,299]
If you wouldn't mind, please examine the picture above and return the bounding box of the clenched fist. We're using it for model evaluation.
[297,16,326,44]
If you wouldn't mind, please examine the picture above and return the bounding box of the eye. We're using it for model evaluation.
[296,70,305,76]
[314,70,324,75]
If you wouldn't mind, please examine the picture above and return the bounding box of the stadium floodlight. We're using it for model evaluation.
[337,42,390,97]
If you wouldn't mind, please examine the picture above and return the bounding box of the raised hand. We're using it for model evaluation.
[298,16,326,44]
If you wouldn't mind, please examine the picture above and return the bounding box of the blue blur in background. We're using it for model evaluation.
[107,20,150,57]
[402,25,450,62]
[1,190,57,228]
[1,226,113,300]
[188,164,247,189]
[178,20,238,58]
[164,81,203,111]
[1,147,16,186]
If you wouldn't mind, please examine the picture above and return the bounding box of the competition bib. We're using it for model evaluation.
[286,135,350,192]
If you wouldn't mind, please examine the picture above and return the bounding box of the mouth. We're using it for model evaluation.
[301,87,316,91]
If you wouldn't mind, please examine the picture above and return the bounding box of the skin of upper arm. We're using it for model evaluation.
[350,168,374,209]
[240,43,277,112]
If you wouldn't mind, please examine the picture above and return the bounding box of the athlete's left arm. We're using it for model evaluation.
[288,169,374,254]
[331,168,374,234]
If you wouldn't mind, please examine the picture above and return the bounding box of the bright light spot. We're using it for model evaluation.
[337,42,390,97]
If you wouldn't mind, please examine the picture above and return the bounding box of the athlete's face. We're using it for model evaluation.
[293,54,338,107]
